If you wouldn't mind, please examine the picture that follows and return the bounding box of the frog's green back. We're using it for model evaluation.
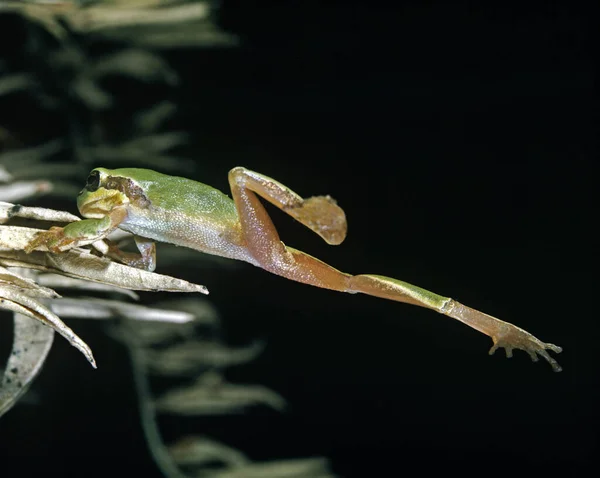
[109,168,238,223]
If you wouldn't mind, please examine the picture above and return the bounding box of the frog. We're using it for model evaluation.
[25,167,562,371]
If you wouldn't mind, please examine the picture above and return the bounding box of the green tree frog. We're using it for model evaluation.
[25,167,562,371]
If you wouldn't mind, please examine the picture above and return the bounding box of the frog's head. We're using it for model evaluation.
[77,168,131,218]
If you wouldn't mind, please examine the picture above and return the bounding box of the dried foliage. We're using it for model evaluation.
[0,2,335,477]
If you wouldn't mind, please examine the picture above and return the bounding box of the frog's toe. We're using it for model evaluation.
[489,329,562,372]
[488,340,513,358]
[25,228,75,253]
[535,344,562,372]
[24,232,53,253]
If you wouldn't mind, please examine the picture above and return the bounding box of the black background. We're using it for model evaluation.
[0,2,595,477]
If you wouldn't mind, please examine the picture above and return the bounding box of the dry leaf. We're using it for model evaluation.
[0,225,208,294]
[168,436,249,468]
[0,286,96,368]
[144,339,264,376]
[0,314,54,418]
[155,375,286,415]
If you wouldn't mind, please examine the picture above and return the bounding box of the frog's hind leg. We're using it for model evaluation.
[105,235,157,271]
[228,167,347,246]
[227,167,449,302]
[227,166,562,371]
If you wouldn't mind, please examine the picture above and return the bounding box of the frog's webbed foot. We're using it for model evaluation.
[441,301,562,372]
[24,226,78,253]
[488,323,563,372]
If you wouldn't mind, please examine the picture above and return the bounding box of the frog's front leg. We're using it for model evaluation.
[228,167,562,371]
[24,207,127,253]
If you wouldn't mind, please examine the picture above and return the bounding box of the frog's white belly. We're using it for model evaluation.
[120,208,258,266]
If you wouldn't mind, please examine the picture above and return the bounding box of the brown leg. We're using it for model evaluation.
[228,167,347,245]
[228,167,562,371]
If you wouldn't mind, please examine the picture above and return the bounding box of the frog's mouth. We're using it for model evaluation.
[78,188,129,218]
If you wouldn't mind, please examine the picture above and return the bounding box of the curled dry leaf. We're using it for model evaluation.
[155,375,286,416]
[0,181,53,202]
[0,202,80,224]
[114,315,206,347]
[199,457,335,478]
[149,298,219,326]
[133,100,177,134]
[67,1,211,33]
[72,76,113,110]
[0,225,209,294]
[37,273,139,300]
[7,162,88,181]
[1,204,211,390]
[0,139,64,169]
[0,266,59,298]
[46,297,195,324]
[0,2,69,41]
[0,73,36,97]
[91,48,179,85]
[0,314,54,418]
[168,435,249,468]
[120,131,189,153]
[144,339,265,376]
[0,286,96,368]
[0,166,13,182]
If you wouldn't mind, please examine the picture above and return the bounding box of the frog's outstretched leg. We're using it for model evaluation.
[228,167,562,371]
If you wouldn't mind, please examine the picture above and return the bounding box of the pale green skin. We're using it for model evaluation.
[25,167,563,371]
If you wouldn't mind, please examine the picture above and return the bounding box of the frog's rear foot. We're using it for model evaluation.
[489,323,562,372]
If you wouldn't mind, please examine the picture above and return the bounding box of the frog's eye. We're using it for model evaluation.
[85,170,101,192]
